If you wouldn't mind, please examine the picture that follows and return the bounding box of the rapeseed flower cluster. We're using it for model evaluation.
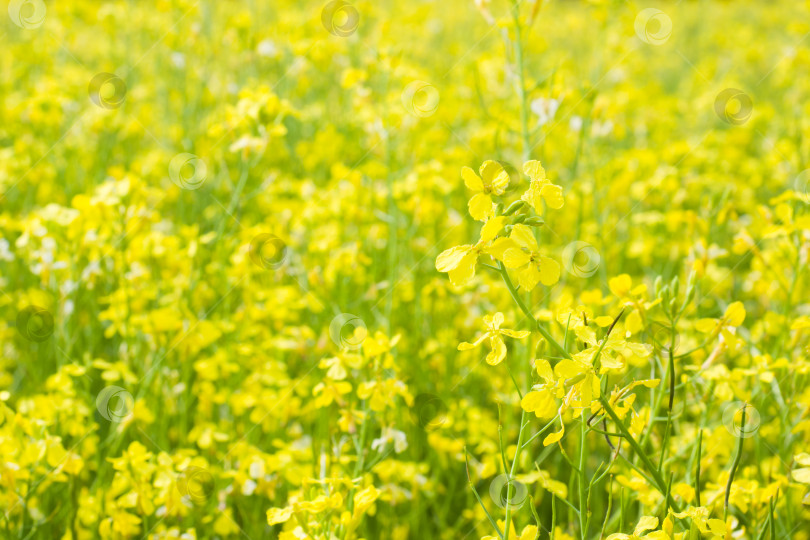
[2,0,810,538]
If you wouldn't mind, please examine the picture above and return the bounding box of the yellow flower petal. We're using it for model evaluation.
[795,453,810,466]
[267,506,293,525]
[538,256,560,286]
[518,525,538,540]
[468,192,494,221]
[633,516,658,536]
[707,519,726,536]
[486,336,507,365]
[503,248,531,268]
[510,223,538,251]
[485,237,517,261]
[480,216,506,242]
[462,166,484,191]
[436,245,471,272]
[480,160,509,194]
[521,390,556,418]
[724,301,746,327]
[540,183,564,209]
[517,265,541,291]
[543,425,564,446]
[791,467,810,484]
[523,160,546,181]
[695,318,719,333]
[448,251,478,286]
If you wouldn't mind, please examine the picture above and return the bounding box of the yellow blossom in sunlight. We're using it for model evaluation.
[696,301,746,352]
[482,520,537,540]
[435,216,512,286]
[607,516,669,540]
[458,312,530,365]
[521,359,562,419]
[521,160,564,211]
[502,224,561,290]
[462,160,510,221]
[671,507,726,538]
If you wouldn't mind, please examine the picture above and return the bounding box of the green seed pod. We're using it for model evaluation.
[685,284,696,304]
[671,276,680,297]
[686,270,697,290]
[503,200,526,216]
[654,276,663,296]
[513,214,527,224]
[661,285,670,302]
[523,216,545,227]
[494,202,504,215]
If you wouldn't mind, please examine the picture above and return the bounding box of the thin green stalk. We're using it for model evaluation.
[465,448,505,540]
[504,410,528,540]
[599,396,683,514]
[599,475,614,540]
[551,493,557,540]
[578,411,588,540]
[498,262,570,359]
[694,430,702,506]
[521,416,562,449]
[725,404,747,521]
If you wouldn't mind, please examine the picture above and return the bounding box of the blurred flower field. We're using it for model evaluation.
[3,0,810,538]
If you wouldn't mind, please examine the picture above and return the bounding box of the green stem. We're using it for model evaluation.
[498,262,570,359]
[725,404,747,521]
[512,4,531,162]
[578,410,588,539]
[504,410,528,540]
[599,396,683,514]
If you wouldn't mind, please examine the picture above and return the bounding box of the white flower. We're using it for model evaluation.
[257,39,278,58]
[371,427,408,454]
[530,97,560,127]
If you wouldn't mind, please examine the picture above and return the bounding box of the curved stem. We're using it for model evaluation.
[599,396,683,515]
[498,262,570,359]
